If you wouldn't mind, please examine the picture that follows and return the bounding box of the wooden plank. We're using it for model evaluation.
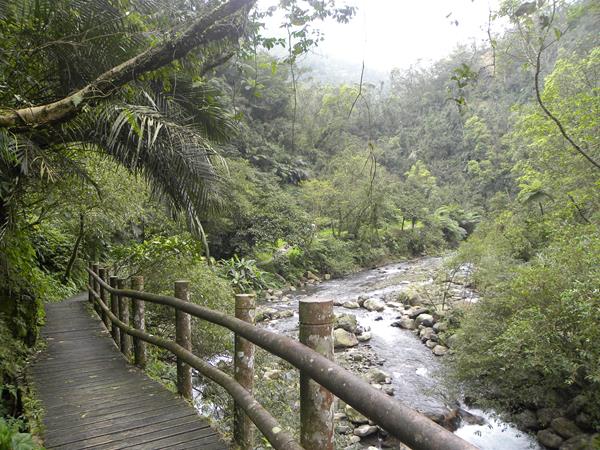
[31,293,227,450]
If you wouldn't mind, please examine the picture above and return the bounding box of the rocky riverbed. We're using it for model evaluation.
[258,256,543,450]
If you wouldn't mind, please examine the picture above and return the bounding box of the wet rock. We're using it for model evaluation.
[357,295,368,307]
[538,408,565,428]
[419,327,436,341]
[425,339,437,349]
[374,316,383,321]
[458,408,486,426]
[433,322,448,332]
[559,434,599,450]
[336,425,352,434]
[445,333,459,348]
[348,435,361,444]
[354,424,378,437]
[343,301,360,309]
[324,274,331,280]
[537,429,564,449]
[575,412,594,432]
[334,299,344,306]
[335,314,358,333]
[382,385,395,396]
[432,345,448,356]
[566,395,587,418]
[387,301,403,309]
[273,309,293,319]
[357,332,372,342]
[392,317,416,330]
[366,368,391,384]
[256,307,277,322]
[334,412,347,421]
[306,271,321,282]
[345,405,369,424]
[334,329,359,348]
[407,307,429,319]
[415,313,435,327]
[551,417,583,439]
[363,298,385,312]
[514,409,539,431]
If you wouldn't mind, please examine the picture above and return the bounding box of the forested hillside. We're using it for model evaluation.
[0,0,598,448]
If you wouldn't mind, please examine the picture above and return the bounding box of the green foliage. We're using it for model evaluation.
[218,256,268,293]
[0,418,39,450]
[451,226,600,424]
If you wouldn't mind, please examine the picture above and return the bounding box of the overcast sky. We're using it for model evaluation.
[258,0,502,73]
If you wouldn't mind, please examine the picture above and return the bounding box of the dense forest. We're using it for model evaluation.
[0,0,598,449]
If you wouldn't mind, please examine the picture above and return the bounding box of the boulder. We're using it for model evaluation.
[335,314,358,333]
[334,329,359,348]
[353,424,378,437]
[415,313,435,327]
[342,301,360,309]
[256,307,277,322]
[559,434,600,450]
[357,332,372,342]
[575,412,594,432]
[363,298,385,312]
[566,395,587,418]
[366,368,391,384]
[306,271,321,282]
[272,309,293,319]
[514,409,539,431]
[393,317,416,330]
[425,339,437,349]
[538,408,564,428]
[419,327,436,342]
[407,307,429,319]
[324,274,331,280]
[445,334,459,349]
[357,295,368,307]
[432,345,448,356]
[345,405,369,424]
[537,429,564,449]
[433,322,448,333]
[551,417,583,439]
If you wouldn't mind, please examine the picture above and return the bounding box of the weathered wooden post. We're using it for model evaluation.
[117,278,132,359]
[175,280,193,400]
[88,261,94,304]
[109,276,120,347]
[233,294,256,449]
[92,263,100,313]
[98,268,110,328]
[299,298,335,450]
[131,276,146,368]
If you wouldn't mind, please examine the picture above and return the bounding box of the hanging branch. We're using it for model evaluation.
[0,0,256,131]
[533,43,600,170]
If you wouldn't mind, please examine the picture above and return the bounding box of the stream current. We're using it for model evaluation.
[263,256,541,449]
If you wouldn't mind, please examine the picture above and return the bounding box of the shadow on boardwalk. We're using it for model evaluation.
[30,293,227,450]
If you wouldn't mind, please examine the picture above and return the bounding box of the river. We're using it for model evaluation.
[261,256,541,449]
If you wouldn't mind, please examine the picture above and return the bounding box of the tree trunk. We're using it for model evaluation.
[63,213,85,282]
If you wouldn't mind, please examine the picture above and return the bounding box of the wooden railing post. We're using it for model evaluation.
[117,278,132,359]
[88,261,94,305]
[98,268,111,329]
[131,276,146,368]
[109,276,120,347]
[299,299,334,450]
[234,294,256,449]
[175,280,193,400]
[92,263,99,314]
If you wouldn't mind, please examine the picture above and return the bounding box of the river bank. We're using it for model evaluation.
[258,256,541,449]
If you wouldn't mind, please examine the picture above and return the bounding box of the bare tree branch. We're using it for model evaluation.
[0,0,256,131]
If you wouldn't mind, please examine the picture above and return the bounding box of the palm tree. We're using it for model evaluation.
[0,0,254,242]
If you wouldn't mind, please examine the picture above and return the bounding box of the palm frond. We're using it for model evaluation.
[71,90,230,238]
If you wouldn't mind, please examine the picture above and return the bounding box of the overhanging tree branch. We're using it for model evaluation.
[533,44,600,171]
[0,0,256,131]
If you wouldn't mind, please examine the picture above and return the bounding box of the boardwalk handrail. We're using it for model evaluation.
[86,265,477,450]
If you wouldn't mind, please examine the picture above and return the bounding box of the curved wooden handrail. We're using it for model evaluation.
[88,285,301,450]
[87,267,477,450]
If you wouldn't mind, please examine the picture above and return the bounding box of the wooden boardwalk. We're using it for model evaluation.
[30,293,227,450]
